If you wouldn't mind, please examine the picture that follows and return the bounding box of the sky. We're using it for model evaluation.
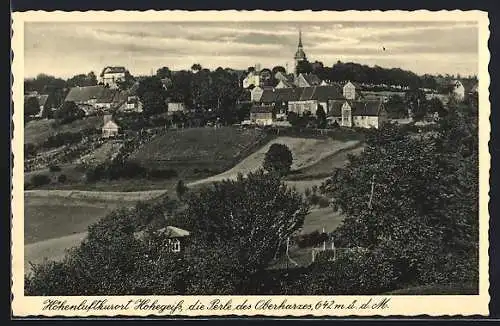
[24,21,478,79]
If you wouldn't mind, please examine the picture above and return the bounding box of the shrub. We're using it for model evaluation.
[305,248,402,295]
[57,174,67,183]
[262,143,293,177]
[49,165,61,172]
[317,196,330,208]
[30,174,51,187]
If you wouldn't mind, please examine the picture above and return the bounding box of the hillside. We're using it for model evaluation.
[24,116,103,145]
[189,137,360,186]
[129,127,270,175]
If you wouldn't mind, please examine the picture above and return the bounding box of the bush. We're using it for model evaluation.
[49,165,61,172]
[30,174,51,187]
[317,196,330,208]
[305,248,402,295]
[57,174,67,183]
[263,143,293,177]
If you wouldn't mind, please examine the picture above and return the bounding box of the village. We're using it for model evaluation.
[25,31,478,137]
[23,28,480,297]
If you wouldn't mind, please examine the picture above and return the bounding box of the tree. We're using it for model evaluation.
[263,143,293,177]
[176,180,188,199]
[385,94,408,119]
[425,98,447,118]
[316,105,327,128]
[156,67,172,80]
[24,74,67,109]
[115,71,136,91]
[191,63,202,73]
[272,66,286,75]
[24,97,40,117]
[287,111,300,126]
[181,170,309,289]
[321,117,479,286]
[66,72,98,87]
[54,101,85,124]
[136,76,167,116]
[405,88,427,120]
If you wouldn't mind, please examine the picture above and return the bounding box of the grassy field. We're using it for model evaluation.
[189,137,359,187]
[24,194,133,244]
[286,143,365,181]
[24,116,103,145]
[129,127,269,174]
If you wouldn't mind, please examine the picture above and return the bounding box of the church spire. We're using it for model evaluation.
[298,28,303,48]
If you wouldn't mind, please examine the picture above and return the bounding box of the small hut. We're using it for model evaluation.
[101,114,120,138]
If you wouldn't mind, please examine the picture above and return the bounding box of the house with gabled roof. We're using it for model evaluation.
[328,100,388,129]
[101,114,120,138]
[294,73,322,87]
[99,66,128,89]
[288,85,344,116]
[250,106,275,126]
[64,85,123,114]
[134,226,191,253]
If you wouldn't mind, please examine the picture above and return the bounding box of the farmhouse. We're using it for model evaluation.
[250,106,274,126]
[99,66,128,89]
[64,85,122,114]
[328,100,388,129]
[134,226,191,253]
[101,115,120,138]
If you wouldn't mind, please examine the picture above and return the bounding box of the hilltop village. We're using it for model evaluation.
[25,30,478,134]
[24,29,479,297]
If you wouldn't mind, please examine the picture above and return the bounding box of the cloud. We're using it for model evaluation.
[23,21,479,78]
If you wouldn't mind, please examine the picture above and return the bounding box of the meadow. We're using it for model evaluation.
[24,116,103,145]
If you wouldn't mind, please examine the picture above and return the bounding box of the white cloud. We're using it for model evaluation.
[24,21,479,78]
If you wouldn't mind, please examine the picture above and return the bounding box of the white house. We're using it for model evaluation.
[328,100,388,129]
[99,66,128,89]
[101,115,120,138]
[242,71,261,89]
[450,80,465,101]
[250,106,274,126]
[117,95,143,113]
[251,86,264,102]
[342,81,358,100]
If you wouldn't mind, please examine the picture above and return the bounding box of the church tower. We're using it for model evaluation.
[294,28,307,77]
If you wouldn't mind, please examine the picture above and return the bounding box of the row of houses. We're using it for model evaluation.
[249,82,389,129]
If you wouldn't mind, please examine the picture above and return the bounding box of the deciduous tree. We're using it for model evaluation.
[263,143,293,177]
